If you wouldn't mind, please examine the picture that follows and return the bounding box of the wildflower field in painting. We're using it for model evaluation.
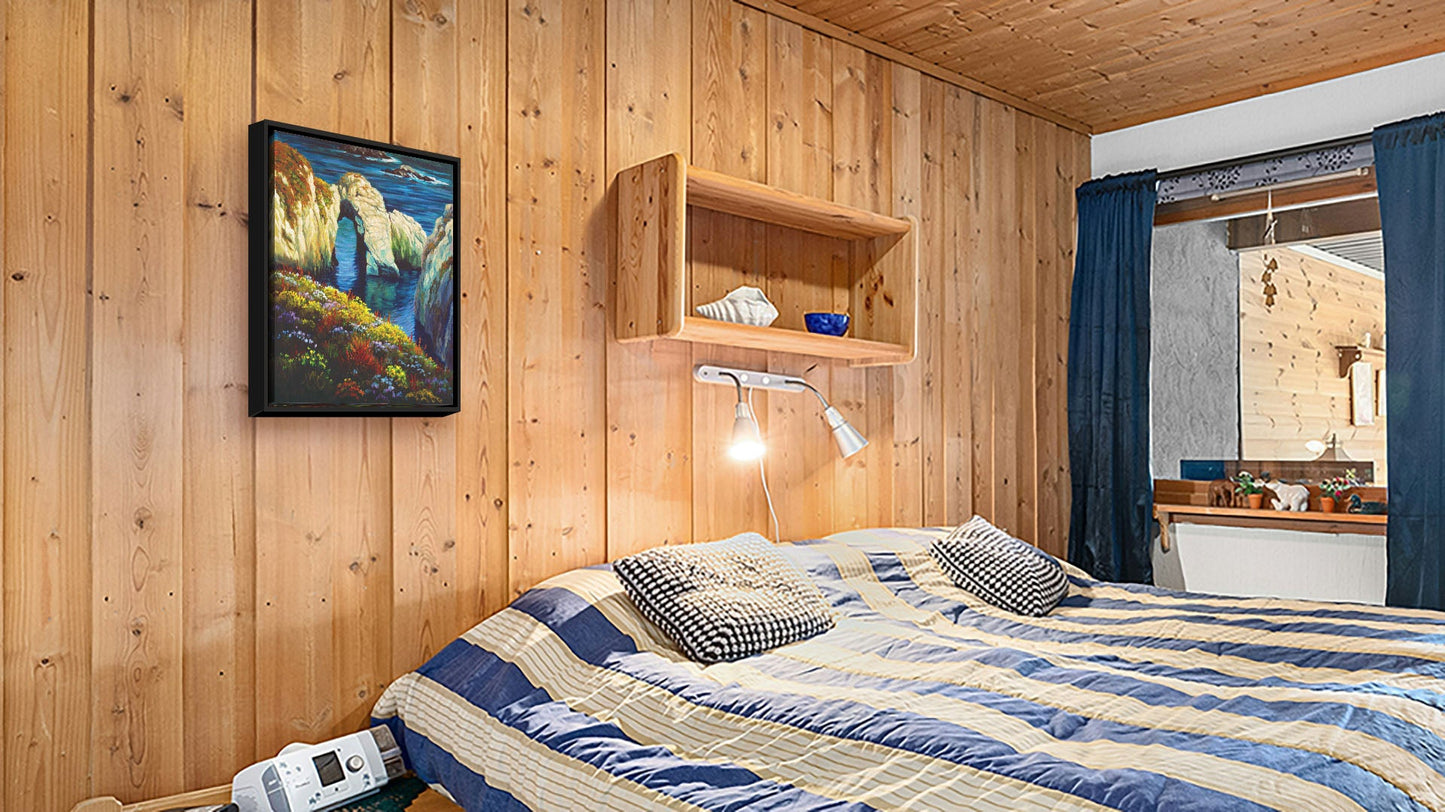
[270,270,451,405]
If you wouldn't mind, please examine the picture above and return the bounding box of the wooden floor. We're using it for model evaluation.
[73,777,459,812]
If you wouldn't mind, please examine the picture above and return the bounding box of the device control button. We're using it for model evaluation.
[346,754,365,772]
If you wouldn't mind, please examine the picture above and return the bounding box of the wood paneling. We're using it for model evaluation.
[764,15,837,542]
[604,0,694,563]
[691,0,773,542]
[1240,247,1387,483]
[0,0,1083,805]
[830,45,892,531]
[390,0,465,679]
[507,0,609,594]
[182,0,257,790]
[253,0,396,764]
[4,2,92,810]
[937,82,977,527]
[773,0,1445,132]
[889,64,924,528]
[91,0,188,797]
[456,0,511,621]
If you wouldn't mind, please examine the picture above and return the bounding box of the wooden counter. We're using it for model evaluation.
[1154,503,1386,552]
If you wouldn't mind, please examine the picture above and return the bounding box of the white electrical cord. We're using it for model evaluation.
[749,386,782,543]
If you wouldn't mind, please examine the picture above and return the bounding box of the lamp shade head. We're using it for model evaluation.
[822,405,868,459]
[728,402,766,461]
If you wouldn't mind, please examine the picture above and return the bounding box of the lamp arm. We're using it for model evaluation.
[719,371,746,402]
[793,378,832,410]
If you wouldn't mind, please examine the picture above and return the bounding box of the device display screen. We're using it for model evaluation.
[312,751,345,787]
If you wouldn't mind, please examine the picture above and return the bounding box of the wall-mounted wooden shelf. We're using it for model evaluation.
[1154,503,1386,552]
[679,317,908,362]
[616,153,918,367]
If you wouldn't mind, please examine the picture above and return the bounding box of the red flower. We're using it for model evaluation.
[341,335,382,378]
[335,378,365,401]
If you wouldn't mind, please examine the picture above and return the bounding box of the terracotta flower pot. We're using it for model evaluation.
[1247,493,1264,509]
[1321,497,1336,513]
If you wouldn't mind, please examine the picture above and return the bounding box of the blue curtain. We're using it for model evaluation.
[1067,170,1158,583]
[1375,112,1445,610]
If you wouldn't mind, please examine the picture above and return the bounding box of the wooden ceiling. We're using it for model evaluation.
[769,0,1445,132]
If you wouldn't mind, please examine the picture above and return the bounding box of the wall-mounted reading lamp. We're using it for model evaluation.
[694,364,869,460]
[696,364,867,542]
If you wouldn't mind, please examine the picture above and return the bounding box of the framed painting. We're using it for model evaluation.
[249,120,460,416]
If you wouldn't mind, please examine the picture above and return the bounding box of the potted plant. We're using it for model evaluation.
[1319,470,1360,513]
[1233,471,1266,509]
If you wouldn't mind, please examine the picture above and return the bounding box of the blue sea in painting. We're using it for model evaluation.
[276,132,454,339]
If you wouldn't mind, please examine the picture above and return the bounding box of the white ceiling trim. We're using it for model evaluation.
[1291,243,1385,281]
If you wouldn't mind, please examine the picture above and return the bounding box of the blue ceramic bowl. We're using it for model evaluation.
[804,312,850,336]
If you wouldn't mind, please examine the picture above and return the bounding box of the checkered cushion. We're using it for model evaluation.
[613,533,836,663]
[929,516,1068,616]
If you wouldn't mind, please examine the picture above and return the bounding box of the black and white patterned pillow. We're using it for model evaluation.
[613,533,835,663]
[929,516,1068,616]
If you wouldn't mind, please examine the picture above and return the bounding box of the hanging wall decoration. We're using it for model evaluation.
[249,120,460,416]
[1261,256,1278,308]
[1260,189,1279,309]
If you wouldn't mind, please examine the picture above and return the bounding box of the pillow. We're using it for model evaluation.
[613,533,835,663]
[929,516,1068,616]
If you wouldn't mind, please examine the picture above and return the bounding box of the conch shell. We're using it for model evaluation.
[695,285,779,327]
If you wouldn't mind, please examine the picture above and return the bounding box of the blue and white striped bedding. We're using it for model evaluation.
[373,527,1445,810]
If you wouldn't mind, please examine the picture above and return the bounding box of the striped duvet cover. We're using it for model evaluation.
[373,528,1445,811]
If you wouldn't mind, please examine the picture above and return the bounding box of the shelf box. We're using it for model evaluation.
[616,152,918,367]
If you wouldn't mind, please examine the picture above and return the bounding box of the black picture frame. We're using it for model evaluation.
[249,120,461,417]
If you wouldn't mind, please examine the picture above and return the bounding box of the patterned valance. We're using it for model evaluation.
[1156,137,1373,205]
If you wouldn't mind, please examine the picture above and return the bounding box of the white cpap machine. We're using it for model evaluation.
[229,726,407,812]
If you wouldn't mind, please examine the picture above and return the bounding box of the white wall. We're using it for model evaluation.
[1093,52,1445,177]
[1156,523,1385,604]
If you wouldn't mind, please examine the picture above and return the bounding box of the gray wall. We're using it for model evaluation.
[1150,220,1240,479]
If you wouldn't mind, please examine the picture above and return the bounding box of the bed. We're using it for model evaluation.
[373,527,1445,810]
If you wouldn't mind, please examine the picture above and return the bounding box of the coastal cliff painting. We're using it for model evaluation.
[249,121,459,415]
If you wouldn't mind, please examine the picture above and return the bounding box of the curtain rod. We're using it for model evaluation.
[1155,132,1372,183]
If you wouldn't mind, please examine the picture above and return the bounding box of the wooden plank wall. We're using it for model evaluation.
[1240,247,1387,482]
[0,0,1085,806]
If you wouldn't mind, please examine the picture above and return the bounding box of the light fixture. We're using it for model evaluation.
[823,405,869,458]
[1308,433,1351,461]
[727,396,766,461]
[695,364,869,459]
